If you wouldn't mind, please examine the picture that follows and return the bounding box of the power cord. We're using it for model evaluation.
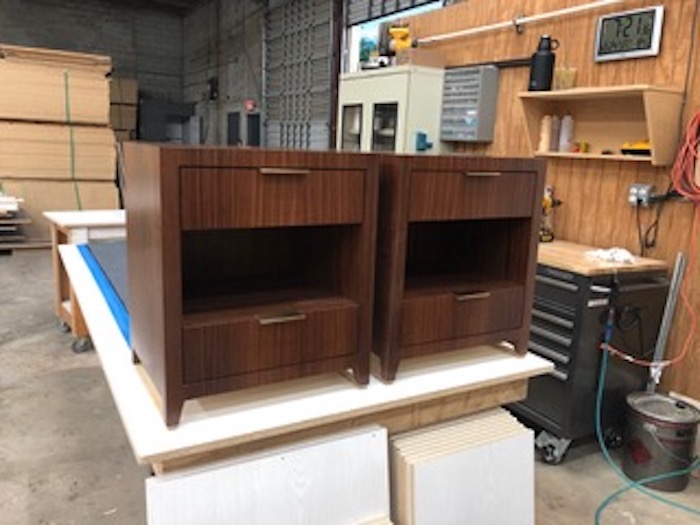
[635,183,675,256]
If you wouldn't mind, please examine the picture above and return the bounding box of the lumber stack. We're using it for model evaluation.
[0,194,31,253]
[0,44,119,243]
[110,77,138,141]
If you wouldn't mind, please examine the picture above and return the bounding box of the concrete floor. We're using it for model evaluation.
[1,249,698,525]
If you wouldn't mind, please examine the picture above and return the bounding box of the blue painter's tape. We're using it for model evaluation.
[77,244,131,345]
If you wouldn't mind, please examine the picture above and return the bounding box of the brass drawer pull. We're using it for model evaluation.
[453,291,491,301]
[256,311,307,325]
[463,171,502,177]
[259,168,310,176]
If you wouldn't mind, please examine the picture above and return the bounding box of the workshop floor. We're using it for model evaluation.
[1,249,699,525]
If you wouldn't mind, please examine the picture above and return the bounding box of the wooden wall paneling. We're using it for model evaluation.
[683,0,700,120]
[657,0,694,88]
[661,205,699,395]
[553,160,577,241]
[576,160,601,245]
[408,0,700,398]
[591,162,622,248]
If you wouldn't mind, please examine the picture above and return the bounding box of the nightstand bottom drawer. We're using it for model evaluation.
[400,285,524,347]
[183,300,358,383]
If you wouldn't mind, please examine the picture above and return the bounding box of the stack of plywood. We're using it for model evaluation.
[0,194,31,252]
[0,44,118,243]
[110,77,138,142]
[390,408,534,525]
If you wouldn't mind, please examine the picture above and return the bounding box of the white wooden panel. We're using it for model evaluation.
[391,410,534,525]
[147,426,390,525]
[412,430,533,525]
[43,209,125,228]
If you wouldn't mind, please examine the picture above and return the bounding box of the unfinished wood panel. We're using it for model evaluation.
[0,43,112,74]
[0,179,118,241]
[0,123,115,180]
[0,61,109,125]
[408,0,700,399]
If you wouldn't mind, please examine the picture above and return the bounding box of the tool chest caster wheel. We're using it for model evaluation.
[603,428,623,449]
[535,430,572,465]
[541,444,564,465]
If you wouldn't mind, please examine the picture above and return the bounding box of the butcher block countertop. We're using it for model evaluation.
[537,240,667,276]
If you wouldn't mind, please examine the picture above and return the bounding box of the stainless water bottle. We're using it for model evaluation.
[529,35,559,91]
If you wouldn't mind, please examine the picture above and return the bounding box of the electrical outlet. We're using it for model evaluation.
[628,183,655,207]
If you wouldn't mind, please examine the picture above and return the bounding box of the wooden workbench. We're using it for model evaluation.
[537,240,667,276]
[59,243,552,474]
[43,210,125,341]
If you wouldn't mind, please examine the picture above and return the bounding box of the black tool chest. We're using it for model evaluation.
[510,262,669,463]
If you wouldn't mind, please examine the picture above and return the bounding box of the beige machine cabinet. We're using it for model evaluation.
[337,65,445,154]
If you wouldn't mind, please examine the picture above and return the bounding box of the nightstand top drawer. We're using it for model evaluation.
[408,169,537,221]
[180,167,366,229]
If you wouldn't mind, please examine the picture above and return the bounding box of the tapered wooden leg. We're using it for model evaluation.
[381,355,400,382]
[165,396,184,427]
[353,355,370,385]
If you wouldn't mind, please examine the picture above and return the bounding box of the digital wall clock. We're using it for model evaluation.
[594,5,664,62]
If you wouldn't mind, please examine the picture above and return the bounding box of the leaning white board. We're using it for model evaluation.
[391,409,533,525]
[146,426,390,525]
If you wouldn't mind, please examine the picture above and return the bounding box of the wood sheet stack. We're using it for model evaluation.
[390,408,534,525]
[110,77,138,141]
[0,194,31,252]
[0,44,118,243]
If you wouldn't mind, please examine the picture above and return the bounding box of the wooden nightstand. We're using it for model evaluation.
[123,145,379,426]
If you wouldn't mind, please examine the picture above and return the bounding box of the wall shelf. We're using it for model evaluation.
[519,85,684,166]
[535,152,651,163]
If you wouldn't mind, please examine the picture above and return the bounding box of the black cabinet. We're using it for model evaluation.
[510,250,668,462]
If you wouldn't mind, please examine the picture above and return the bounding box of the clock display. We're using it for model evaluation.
[595,6,664,62]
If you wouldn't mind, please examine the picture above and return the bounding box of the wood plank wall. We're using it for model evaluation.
[408,0,700,398]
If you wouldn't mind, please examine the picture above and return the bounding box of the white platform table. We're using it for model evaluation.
[60,242,551,470]
[44,209,125,341]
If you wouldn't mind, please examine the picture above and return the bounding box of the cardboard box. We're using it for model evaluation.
[0,61,109,125]
[0,122,115,180]
[395,48,445,68]
[114,130,136,142]
[110,78,138,105]
[110,104,137,131]
[0,178,119,241]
